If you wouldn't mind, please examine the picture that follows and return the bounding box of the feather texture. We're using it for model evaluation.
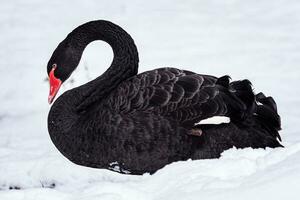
[105,68,234,126]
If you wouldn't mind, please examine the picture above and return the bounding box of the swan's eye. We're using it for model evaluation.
[52,64,57,70]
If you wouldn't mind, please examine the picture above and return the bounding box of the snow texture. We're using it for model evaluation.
[1,0,300,199]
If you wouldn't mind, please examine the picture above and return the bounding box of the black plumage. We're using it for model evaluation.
[47,20,282,175]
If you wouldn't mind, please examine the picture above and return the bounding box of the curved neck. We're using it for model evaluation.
[66,20,139,110]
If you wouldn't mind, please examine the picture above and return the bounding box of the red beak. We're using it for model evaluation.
[48,66,62,104]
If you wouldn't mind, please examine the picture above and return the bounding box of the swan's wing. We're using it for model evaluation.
[106,67,232,126]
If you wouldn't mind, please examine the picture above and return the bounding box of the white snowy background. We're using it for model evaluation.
[1,0,300,199]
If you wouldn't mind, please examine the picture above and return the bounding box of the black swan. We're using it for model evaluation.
[47,20,282,175]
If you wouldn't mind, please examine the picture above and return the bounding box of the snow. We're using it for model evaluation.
[1,0,300,199]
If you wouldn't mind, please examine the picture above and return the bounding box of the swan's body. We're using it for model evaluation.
[47,20,282,175]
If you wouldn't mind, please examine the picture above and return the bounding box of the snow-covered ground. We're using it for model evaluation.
[1,0,300,199]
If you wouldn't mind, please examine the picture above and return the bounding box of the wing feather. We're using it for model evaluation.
[106,68,227,126]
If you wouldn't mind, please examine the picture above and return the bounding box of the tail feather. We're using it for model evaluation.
[224,79,256,123]
[230,79,255,114]
[216,75,231,88]
[193,78,283,159]
[256,92,278,113]
[217,77,282,143]
[255,93,282,141]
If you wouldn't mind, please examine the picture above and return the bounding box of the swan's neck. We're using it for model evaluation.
[67,20,139,109]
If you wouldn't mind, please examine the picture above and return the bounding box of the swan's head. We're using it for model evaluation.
[47,40,81,104]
